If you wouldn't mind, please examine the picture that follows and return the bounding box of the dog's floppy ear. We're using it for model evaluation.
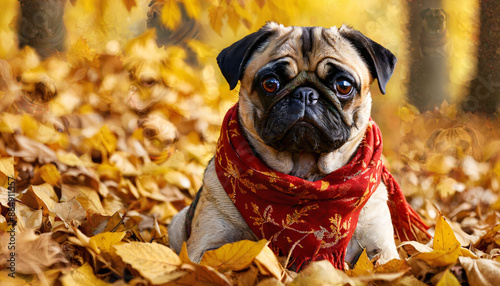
[217,28,274,90]
[340,27,397,94]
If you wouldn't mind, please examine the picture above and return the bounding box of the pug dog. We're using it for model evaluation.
[168,23,428,270]
[420,8,450,58]
[426,125,482,161]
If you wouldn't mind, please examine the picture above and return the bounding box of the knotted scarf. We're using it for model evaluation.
[214,104,429,270]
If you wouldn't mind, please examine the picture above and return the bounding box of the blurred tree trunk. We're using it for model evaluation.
[407,0,450,111]
[17,0,67,58]
[461,0,500,115]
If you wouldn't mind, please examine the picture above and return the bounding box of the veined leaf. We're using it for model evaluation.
[200,239,268,272]
[61,263,111,286]
[114,242,182,284]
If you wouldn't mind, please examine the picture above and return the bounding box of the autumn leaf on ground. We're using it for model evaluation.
[88,231,126,254]
[200,239,268,272]
[412,214,461,266]
[289,260,354,286]
[114,241,183,284]
[459,257,500,285]
[60,263,112,286]
[1,0,498,285]
[348,249,373,277]
[0,157,14,178]
[174,263,232,286]
[435,270,461,286]
[53,198,86,228]
[255,244,289,281]
[347,250,409,283]
[0,230,66,275]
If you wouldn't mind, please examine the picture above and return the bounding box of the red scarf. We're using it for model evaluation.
[215,104,429,270]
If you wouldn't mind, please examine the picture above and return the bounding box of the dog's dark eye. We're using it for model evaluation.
[141,78,157,87]
[261,77,280,94]
[335,79,353,96]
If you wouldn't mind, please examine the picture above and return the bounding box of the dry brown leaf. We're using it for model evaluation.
[53,198,87,228]
[0,230,66,275]
[30,183,59,214]
[61,184,106,215]
[399,240,434,256]
[7,135,58,165]
[15,202,43,231]
[174,263,232,286]
[459,257,500,286]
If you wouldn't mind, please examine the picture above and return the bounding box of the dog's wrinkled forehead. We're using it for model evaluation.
[244,24,368,83]
[217,22,397,94]
[260,24,358,62]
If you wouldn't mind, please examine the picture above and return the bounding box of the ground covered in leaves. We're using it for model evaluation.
[1,0,500,285]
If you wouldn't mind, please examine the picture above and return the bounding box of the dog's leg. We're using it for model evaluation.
[168,206,189,254]
[168,160,258,262]
[346,182,399,265]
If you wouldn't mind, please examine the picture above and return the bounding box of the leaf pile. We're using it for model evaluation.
[1,0,500,285]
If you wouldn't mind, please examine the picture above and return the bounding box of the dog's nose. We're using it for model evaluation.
[291,87,319,105]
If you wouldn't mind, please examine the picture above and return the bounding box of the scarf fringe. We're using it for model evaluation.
[383,167,431,242]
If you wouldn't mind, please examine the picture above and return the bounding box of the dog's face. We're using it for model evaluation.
[217,23,396,154]
[426,126,482,160]
[124,34,171,112]
[421,8,447,33]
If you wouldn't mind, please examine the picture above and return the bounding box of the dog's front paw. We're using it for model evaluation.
[372,247,400,266]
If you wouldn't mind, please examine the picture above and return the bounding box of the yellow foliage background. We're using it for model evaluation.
[1,0,499,285]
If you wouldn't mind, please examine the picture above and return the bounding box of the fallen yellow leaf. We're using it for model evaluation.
[436,270,461,286]
[89,231,126,254]
[0,157,14,178]
[114,242,182,284]
[254,245,286,280]
[413,214,461,266]
[39,163,61,186]
[60,262,112,286]
[30,183,58,213]
[349,249,373,277]
[179,242,193,264]
[434,214,461,252]
[200,239,268,272]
